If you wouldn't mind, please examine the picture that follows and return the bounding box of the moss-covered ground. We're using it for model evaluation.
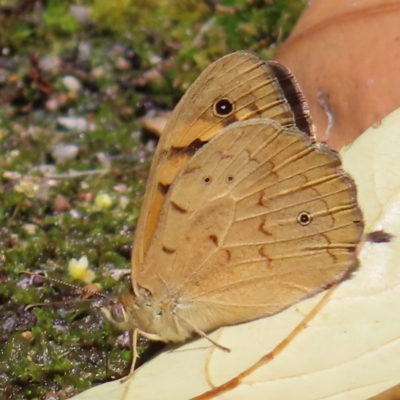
[0,1,304,398]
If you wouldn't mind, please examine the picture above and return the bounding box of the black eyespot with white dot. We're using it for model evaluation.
[203,176,212,185]
[297,211,312,226]
[213,98,234,117]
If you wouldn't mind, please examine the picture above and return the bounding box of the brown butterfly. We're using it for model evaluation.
[101,51,363,377]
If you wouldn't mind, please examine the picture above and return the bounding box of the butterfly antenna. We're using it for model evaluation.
[20,270,111,301]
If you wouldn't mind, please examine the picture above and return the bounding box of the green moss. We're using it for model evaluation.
[42,0,81,36]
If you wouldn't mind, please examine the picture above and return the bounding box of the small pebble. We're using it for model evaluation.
[62,75,82,93]
[115,56,131,71]
[21,331,34,341]
[58,116,90,131]
[54,194,71,212]
[51,143,79,162]
[69,5,91,24]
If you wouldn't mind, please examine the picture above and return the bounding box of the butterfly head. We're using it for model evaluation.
[100,286,150,330]
[101,284,193,342]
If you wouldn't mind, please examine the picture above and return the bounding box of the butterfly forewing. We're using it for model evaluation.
[131,51,313,281]
[137,119,363,333]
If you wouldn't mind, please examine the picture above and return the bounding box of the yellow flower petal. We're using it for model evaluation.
[95,193,113,209]
[68,255,93,282]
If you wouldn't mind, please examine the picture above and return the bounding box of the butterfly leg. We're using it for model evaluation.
[172,311,231,352]
[120,328,166,383]
[120,328,139,383]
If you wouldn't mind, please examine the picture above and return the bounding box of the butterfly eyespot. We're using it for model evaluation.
[110,303,126,323]
[297,211,312,226]
[226,175,234,183]
[213,98,234,117]
[203,176,212,185]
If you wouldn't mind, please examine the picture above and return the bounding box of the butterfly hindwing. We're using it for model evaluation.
[138,119,363,332]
